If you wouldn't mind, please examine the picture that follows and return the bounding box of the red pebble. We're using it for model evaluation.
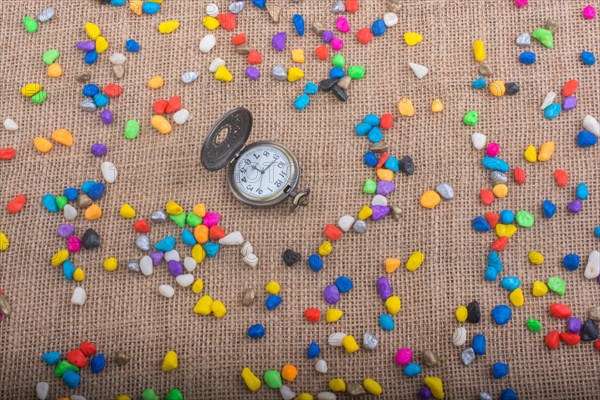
[559,332,581,345]
[231,33,246,45]
[549,303,572,319]
[216,13,236,31]
[594,339,600,351]
[323,224,342,241]
[380,113,394,130]
[315,45,329,60]
[491,236,509,251]
[356,27,372,44]
[513,167,525,185]
[554,169,568,187]
[165,96,181,114]
[6,194,26,214]
[248,50,262,65]
[484,212,500,228]
[562,79,579,97]
[153,99,167,115]
[79,341,97,357]
[66,349,88,367]
[104,83,123,98]
[0,148,15,160]
[480,189,495,206]
[545,330,560,350]
[304,308,320,322]
[134,220,150,234]
[209,225,226,240]
[345,0,359,12]
[375,153,390,169]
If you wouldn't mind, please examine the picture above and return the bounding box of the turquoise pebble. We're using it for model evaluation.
[367,127,383,143]
[472,77,486,89]
[379,314,395,330]
[582,51,596,65]
[42,351,61,366]
[491,305,512,325]
[472,216,490,232]
[544,103,561,119]
[81,180,95,193]
[485,267,498,281]
[501,276,520,291]
[63,188,79,201]
[488,251,502,273]
[482,156,509,172]
[403,363,421,377]
[294,94,310,110]
[576,182,588,200]
[472,333,486,355]
[204,242,220,258]
[356,123,371,136]
[542,199,557,218]
[63,260,76,280]
[142,1,160,14]
[42,194,58,212]
[308,254,323,272]
[384,156,399,172]
[111,0,126,5]
[330,67,344,79]
[304,82,318,95]
[499,210,514,224]
[577,130,598,147]
[181,229,197,246]
[154,236,176,252]
[62,370,81,388]
[84,50,98,65]
[364,152,377,167]
[364,114,380,126]
[93,93,109,107]
[307,342,320,358]
[595,227,600,237]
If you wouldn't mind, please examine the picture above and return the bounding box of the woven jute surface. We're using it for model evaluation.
[1,0,599,398]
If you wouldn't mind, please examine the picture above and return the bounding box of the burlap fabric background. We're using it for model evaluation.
[0,0,599,398]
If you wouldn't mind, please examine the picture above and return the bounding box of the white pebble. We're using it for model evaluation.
[453,326,467,346]
[183,256,197,272]
[199,34,217,53]
[328,332,346,347]
[229,1,245,14]
[317,392,337,400]
[164,249,180,262]
[206,3,219,16]
[3,118,18,131]
[383,12,398,27]
[280,385,296,400]
[109,52,127,65]
[240,241,253,257]
[101,161,118,183]
[175,273,194,287]
[63,204,77,221]
[173,109,190,125]
[315,359,328,373]
[409,62,429,79]
[371,194,388,206]
[139,256,154,276]
[37,7,55,23]
[338,215,355,232]
[71,287,86,305]
[209,57,226,72]
[471,132,486,150]
[540,91,556,110]
[181,71,199,84]
[243,253,259,267]
[219,231,244,245]
[583,115,600,137]
[159,284,175,298]
[584,250,600,279]
[36,382,49,400]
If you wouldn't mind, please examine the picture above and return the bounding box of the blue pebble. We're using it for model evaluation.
[87,182,105,200]
[154,236,176,252]
[563,254,580,271]
[141,1,160,14]
[62,370,81,389]
[403,363,421,377]
[482,156,509,172]
[81,180,95,193]
[472,334,486,355]
[94,93,109,108]
[544,103,561,119]
[472,216,491,232]
[379,314,395,331]
[265,295,282,310]
[493,362,509,379]
[488,251,502,273]
[355,123,371,136]
[576,182,588,200]
[63,260,76,280]
[542,199,557,218]
[367,127,383,143]
[500,388,518,400]
[499,210,514,224]
[90,354,106,373]
[292,14,304,36]
[307,342,320,358]
[294,94,310,110]
[371,19,387,36]
[82,84,100,97]
[181,229,197,247]
[518,51,536,64]
[247,324,265,339]
[63,188,79,201]
[581,51,596,65]
[308,254,323,272]
[125,39,141,52]
[204,242,220,258]
[251,0,266,9]
[304,82,318,95]
[577,130,598,147]
[595,226,600,238]
[335,276,353,293]
[111,0,126,5]
[491,305,512,325]
[472,77,487,89]
[84,50,98,65]
[42,351,61,366]
[384,156,400,172]
[485,267,499,281]
[364,114,380,126]
[501,276,520,291]
[330,67,345,79]
[364,151,378,167]
[42,194,58,212]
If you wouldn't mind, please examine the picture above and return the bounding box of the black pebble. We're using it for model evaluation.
[581,319,599,341]
[505,82,520,96]
[400,156,415,175]
[466,300,481,323]
[82,228,101,250]
[331,85,348,102]
[319,78,339,92]
[282,249,301,266]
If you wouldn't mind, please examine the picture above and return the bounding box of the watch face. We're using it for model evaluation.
[232,144,292,200]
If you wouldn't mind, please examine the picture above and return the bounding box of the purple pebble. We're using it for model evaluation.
[149,251,164,266]
[418,386,433,400]
[167,260,183,277]
[567,317,583,333]
[76,41,96,52]
[567,199,582,213]
[376,180,395,196]
[100,109,113,125]
[322,30,334,43]
[57,224,76,238]
[90,143,107,157]
[323,284,340,304]
[371,205,390,221]
[271,31,287,51]
[376,276,392,301]
[245,66,260,80]
[562,96,578,111]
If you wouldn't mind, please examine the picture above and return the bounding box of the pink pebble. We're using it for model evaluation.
[395,348,413,365]
[583,5,596,19]
[514,0,528,7]
[203,212,221,228]
[331,37,344,51]
[486,142,500,157]
[67,237,82,252]
[336,17,350,33]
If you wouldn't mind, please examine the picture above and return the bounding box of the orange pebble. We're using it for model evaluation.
[480,189,495,205]
[47,63,62,78]
[33,137,53,153]
[420,190,441,209]
[554,169,569,187]
[194,225,209,244]
[377,168,394,181]
[232,33,246,45]
[193,203,206,217]
[51,129,74,147]
[281,365,298,382]
[85,204,102,220]
[209,225,226,240]
[385,258,401,273]
[315,45,328,60]
[492,184,508,198]
[148,76,164,89]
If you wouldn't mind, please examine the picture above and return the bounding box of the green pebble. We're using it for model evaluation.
[141,388,159,400]
[54,360,79,377]
[532,28,553,48]
[527,318,542,332]
[463,110,478,126]
[515,210,534,228]
[348,65,365,80]
[332,54,345,67]
[55,196,68,211]
[186,212,203,227]
[42,49,60,65]
[170,212,187,228]
[31,91,47,105]
[263,370,282,389]
[124,120,140,140]
[547,277,566,296]
[363,179,377,194]
[23,17,39,33]
[166,388,184,400]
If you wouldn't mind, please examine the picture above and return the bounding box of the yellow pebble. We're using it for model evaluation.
[406,251,425,271]
[130,0,142,15]
[490,80,506,97]
[385,295,401,314]
[420,190,441,209]
[211,300,227,318]
[318,241,332,256]
[85,22,101,40]
[538,141,555,162]
[377,168,394,181]
[151,115,172,135]
[492,183,508,198]
[34,137,53,153]
[532,280,548,297]
[147,76,164,89]
[51,129,74,147]
[191,244,206,264]
[398,98,415,117]
[363,378,383,395]
[404,32,423,46]
[47,63,62,78]
[358,205,373,220]
[21,83,42,97]
[329,378,347,392]
[103,257,118,272]
[73,268,85,282]
[191,278,204,294]
[385,258,401,273]
[161,350,178,372]
[291,48,305,63]
[528,250,544,265]
[524,145,537,162]
[241,367,261,392]
[193,203,206,217]
[326,309,344,323]
[194,295,213,315]
[119,203,136,219]
[495,224,517,238]
[0,232,9,251]
[342,335,359,353]
[85,204,102,221]
[202,16,221,30]
[509,288,524,307]
[424,376,445,400]
[51,249,69,266]
[295,394,313,400]
[287,67,305,82]
[455,305,468,322]
[159,20,180,34]
[214,65,233,82]
[96,36,109,53]
[165,200,183,215]
[116,396,131,400]
[265,281,281,294]
[473,39,486,62]
[431,98,444,113]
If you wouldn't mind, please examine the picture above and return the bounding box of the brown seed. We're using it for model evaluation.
[0,294,12,317]
[422,350,439,367]
[76,194,93,208]
[544,19,557,32]
[347,382,366,397]
[478,63,493,77]
[391,205,402,220]
[114,350,128,366]
[370,141,388,153]
[338,76,352,91]
[388,2,401,12]
[113,64,125,80]
[266,4,281,22]
[76,73,91,83]
[312,22,325,35]
[236,43,250,55]
[242,288,255,306]
[589,306,600,321]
